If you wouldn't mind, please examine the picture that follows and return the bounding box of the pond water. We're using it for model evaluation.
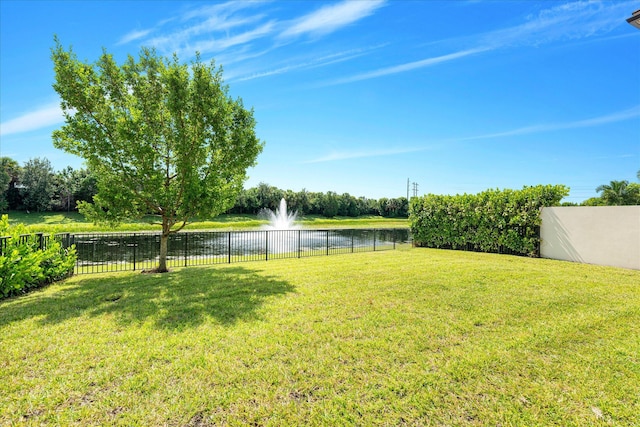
[66,228,411,273]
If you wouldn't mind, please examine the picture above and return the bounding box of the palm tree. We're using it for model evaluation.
[596,180,630,205]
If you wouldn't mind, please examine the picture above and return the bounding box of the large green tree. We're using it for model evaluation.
[0,168,9,212]
[0,157,21,211]
[51,39,263,272]
[21,157,56,212]
[54,166,78,212]
[73,167,98,206]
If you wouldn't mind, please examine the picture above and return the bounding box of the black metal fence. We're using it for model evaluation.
[11,228,409,274]
[0,233,53,254]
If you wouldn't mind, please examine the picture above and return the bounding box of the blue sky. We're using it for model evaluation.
[1,0,639,202]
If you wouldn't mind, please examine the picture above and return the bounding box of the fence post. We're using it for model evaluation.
[71,234,77,273]
[326,230,329,256]
[228,232,232,264]
[265,231,269,261]
[0,236,7,256]
[133,233,137,271]
[298,229,301,258]
[373,229,377,251]
[184,233,188,267]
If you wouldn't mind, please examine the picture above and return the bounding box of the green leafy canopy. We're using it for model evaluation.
[51,37,264,235]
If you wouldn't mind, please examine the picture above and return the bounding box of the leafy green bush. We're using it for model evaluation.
[409,185,569,257]
[0,215,76,299]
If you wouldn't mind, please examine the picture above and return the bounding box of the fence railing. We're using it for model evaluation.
[0,233,53,255]
[30,228,410,274]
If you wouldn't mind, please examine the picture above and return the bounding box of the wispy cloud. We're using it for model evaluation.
[117,29,153,46]
[179,1,265,23]
[280,0,386,38]
[325,46,491,86]
[124,1,272,55]
[115,0,387,82]
[303,146,427,164]
[121,0,386,56]
[184,22,276,54]
[304,105,640,163]
[211,45,275,69]
[324,0,635,85]
[479,0,636,49]
[231,45,383,82]
[0,103,63,136]
[459,105,640,141]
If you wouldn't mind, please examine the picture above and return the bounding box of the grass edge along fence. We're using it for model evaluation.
[409,185,569,257]
[58,228,410,274]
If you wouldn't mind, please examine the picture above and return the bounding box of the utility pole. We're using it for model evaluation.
[407,178,410,200]
[407,179,419,199]
[407,178,418,201]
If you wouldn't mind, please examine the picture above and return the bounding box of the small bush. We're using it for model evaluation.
[0,215,76,299]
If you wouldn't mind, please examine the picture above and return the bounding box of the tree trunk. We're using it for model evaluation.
[157,216,170,273]
[158,233,169,272]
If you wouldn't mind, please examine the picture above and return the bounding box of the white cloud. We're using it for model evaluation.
[181,13,266,40]
[459,105,640,141]
[325,46,491,85]
[117,29,153,45]
[115,0,386,77]
[0,103,63,136]
[304,105,640,164]
[180,1,264,22]
[280,0,386,38]
[304,146,426,163]
[139,1,272,55]
[231,45,382,82]
[479,0,635,48]
[325,0,635,86]
[185,22,275,54]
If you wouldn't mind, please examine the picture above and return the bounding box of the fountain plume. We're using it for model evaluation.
[260,198,299,229]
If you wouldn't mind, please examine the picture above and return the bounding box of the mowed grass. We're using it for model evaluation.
[1,248,638,426]
[5,211,407,233]
[5,211,265,233]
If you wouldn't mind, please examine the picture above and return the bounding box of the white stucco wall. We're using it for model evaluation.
[540,206,640,270]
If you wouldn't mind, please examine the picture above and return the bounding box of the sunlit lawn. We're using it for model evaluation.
[1,248,638,426]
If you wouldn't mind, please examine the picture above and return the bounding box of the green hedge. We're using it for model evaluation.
[409,185,569,257]
[0,215,76,299]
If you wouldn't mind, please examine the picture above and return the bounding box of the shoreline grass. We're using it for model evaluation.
[1,248,638,425]
[4,211,408,233]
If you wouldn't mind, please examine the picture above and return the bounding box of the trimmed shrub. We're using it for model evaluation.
[0,215,76,299]
[409,185,569,257]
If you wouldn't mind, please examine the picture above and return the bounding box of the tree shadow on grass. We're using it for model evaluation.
[0,266,295,330]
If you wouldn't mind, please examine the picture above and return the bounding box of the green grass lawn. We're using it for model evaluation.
[1,248,638,426]
[4,210,407,233]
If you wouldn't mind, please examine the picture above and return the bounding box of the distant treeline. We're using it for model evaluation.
[1,157,408,218]
[1,157,97,213]
[6,155,635,217]
[229,183,409,218]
